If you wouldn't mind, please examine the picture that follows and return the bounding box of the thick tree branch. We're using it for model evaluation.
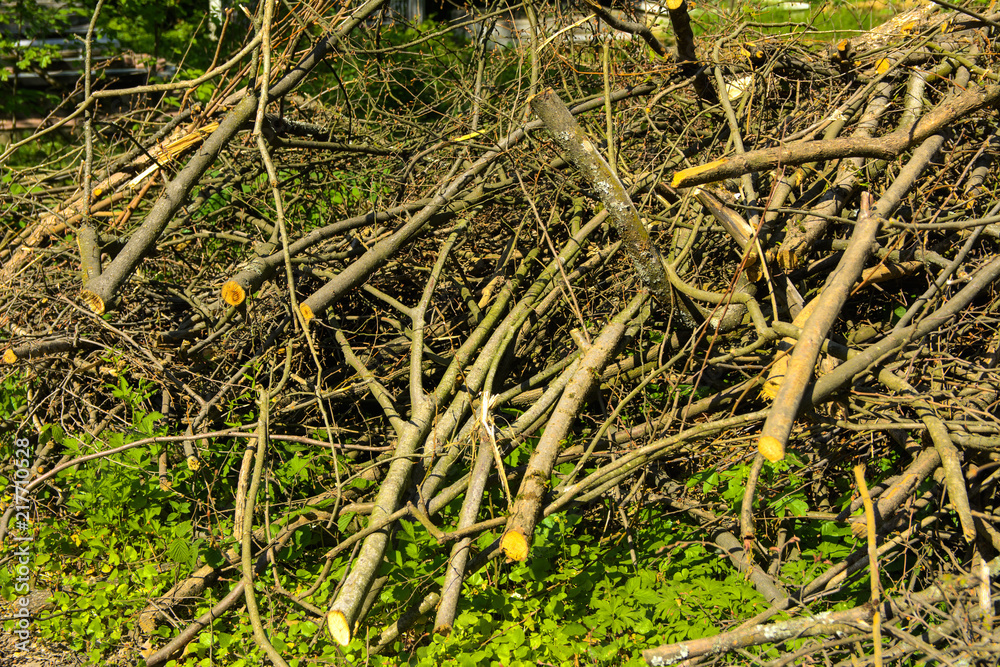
[673,83,1000,188]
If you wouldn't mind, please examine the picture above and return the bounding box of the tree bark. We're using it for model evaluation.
[758,193,881,461]
[530,88,670,304]
[501,292,646,561]
[672,83,1000,188]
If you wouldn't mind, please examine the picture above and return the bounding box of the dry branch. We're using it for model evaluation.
[643,556,1000,665]
[301,144,527,322]
[775,82,892,269]
[808,255,1000,407]
[877,369,976,543]
[5,4,1000,666]
[758,193,881,461]
[672,83,1000,189]
[530,88,671,304]
[80,96,260,314]
[2,337,88,364]
[77,224,102,284]
[502,292,646,561]
[581,0,668,58]
[77,0,390,314]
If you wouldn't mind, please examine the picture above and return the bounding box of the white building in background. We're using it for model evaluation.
[209,0,223,39]
[206,0,430,39]
[390,0,426,22]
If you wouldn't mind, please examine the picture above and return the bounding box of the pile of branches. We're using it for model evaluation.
[2,0,1000,664]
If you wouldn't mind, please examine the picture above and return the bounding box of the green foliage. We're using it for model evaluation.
[360,510,769,666]
[2,421,169,654]
[686,0,914,41]
[102,0,202,60]
[0,380,917,665]
[0,1,86,78]
[685,454,878,597]
[0,127,77,175]
[0,0,219,120]
[356,20,470,120]
[309,19,519,128]
[0,370,29,425]
[0,373,231,659]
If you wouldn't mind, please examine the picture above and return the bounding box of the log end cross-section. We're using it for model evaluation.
[327,609,352,646]
[221,280,246,306]
[758,435,784,463]
[501,529,530,562]
[80,289,106,315]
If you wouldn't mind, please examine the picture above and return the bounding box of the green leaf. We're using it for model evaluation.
[166,538,191,566]
[787,498,809,516]
[632,588,661,605]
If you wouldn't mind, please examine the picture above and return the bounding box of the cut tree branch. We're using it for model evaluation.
[673,83,1000,188]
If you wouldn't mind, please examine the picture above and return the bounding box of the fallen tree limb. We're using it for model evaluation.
[501,292,647,561]
[758,193,881,461]
[642,556,1000,665]
[530,88,670,304]
[672,83,1000,188]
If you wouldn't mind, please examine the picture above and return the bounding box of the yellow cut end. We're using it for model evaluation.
[300,304,315,322]
[672,158,730,188]
[221,281,246,306]
[875,58,891,75]
[776,247,803,271]
[501,530,529,562]
[760,377,782,401]
[451,130,484,143]
[80,290,105,315]
[758,436,785,462]
[3,349,16,364]
[666,0,685,9]
[327,610,352,646]
[137,611,159,634]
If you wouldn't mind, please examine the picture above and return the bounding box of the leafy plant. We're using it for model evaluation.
[360,509,772,666]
